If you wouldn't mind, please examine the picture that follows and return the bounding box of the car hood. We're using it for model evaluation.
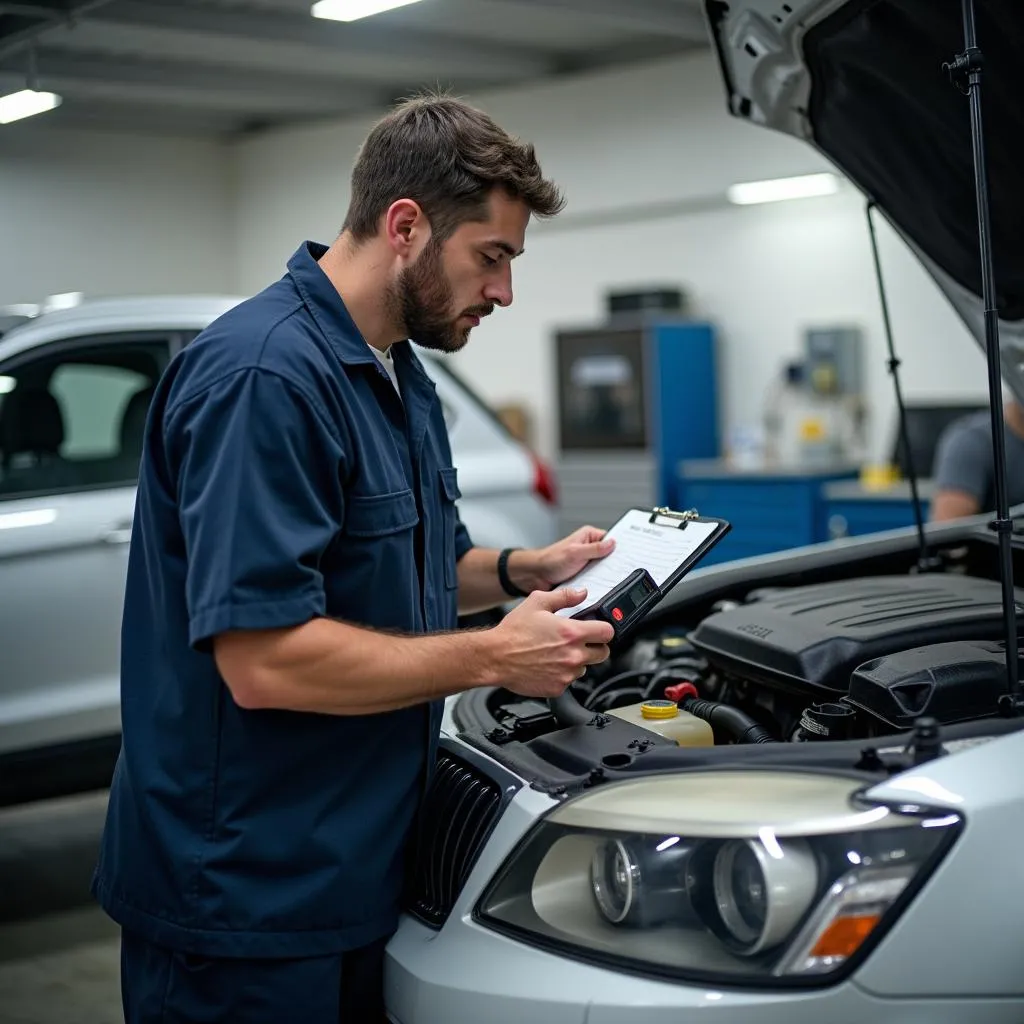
[704,0,1024,403]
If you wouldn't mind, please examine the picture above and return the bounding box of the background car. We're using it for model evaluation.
[0,295,558,804]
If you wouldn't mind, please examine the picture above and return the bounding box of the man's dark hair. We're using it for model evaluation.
[342,91,565,242]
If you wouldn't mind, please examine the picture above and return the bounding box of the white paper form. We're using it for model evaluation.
[556,509,720,617]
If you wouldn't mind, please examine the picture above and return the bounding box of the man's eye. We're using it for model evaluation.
[481,253,498,267]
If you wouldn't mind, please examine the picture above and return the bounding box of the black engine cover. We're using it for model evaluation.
[688,575,1023,698]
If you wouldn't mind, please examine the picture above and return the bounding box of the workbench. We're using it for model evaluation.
[822,479,934,539]
[675,459,861,565]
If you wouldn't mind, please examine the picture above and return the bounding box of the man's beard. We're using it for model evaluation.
[389,239,491,353]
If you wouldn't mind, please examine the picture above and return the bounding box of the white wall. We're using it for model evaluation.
[232,50,990,461]
[0,128,232,307]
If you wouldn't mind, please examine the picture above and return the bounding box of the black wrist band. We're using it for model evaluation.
[497,548,529,598]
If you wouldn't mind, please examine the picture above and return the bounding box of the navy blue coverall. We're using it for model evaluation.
[92,241,473,1021]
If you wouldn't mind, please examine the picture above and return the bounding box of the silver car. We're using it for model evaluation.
[383,1,1024,1020]
[0,296,557,801]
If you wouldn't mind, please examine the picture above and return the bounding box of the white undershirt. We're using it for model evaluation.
[369,343,401,395]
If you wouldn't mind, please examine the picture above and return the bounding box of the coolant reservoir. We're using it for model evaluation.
[607,700,714,747]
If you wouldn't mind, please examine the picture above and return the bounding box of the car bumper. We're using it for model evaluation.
[385,914,1020,1024]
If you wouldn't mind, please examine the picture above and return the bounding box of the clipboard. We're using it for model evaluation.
[637,505,733,585]
[557,505,732,637]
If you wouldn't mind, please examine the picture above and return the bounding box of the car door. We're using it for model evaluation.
[0,332,173,758]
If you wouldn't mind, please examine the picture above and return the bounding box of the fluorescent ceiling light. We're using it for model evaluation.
[0,89,62,125]
[312,0,423,22]
[727,172,839,206]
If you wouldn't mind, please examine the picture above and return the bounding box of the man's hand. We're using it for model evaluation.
[487,587,615,698]
[508,525,615,593]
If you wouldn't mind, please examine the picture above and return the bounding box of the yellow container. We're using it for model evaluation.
[607,700,715,747]
[859,463,902,490]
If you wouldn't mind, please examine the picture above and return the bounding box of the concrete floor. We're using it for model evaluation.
[0,792,122,1023]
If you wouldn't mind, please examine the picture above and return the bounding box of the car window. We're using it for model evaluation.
[51,364,150,458]
[0,335,171,501]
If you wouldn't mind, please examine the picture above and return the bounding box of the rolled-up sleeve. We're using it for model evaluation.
[933,420,990,503]
[166,368,346,650]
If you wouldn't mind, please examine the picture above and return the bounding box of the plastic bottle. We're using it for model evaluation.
[606,700,715,747]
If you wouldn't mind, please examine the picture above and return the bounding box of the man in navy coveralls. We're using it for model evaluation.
[92,92,617,1021]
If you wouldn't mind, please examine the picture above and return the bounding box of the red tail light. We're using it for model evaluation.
[530,451,558,506]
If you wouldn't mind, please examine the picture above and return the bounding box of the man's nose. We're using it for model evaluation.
[484,267,513,308]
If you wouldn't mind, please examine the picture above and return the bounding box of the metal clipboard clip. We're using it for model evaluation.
[648,506,700,529]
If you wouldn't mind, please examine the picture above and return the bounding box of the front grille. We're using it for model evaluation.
[406,751,503,927]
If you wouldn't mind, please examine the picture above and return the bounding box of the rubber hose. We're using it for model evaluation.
[549,690,598,727]
[683,698,775,744]
[591,687,646,713]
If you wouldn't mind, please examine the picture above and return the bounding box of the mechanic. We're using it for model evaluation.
[930,394,1024,521]
[91,92,618,1023]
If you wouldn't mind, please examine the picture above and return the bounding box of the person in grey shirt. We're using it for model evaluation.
[931,398,1024,521]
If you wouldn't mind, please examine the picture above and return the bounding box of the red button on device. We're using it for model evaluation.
[612,607,624,621]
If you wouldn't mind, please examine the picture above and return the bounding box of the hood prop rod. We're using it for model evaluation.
[944,0,1021,714]
[864,200,938,575]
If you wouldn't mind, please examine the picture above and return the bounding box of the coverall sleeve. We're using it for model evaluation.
[166,368,347,651]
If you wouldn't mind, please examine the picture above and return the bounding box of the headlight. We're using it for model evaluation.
[475,770,960,987]
[700,836,818,955]
[590,835,691,928]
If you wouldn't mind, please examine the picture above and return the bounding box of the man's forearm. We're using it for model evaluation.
[214,617,502,716]
[456,547,550,614]
[930,488,981,523]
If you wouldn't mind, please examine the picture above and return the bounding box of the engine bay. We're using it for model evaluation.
[455,530,1024,789]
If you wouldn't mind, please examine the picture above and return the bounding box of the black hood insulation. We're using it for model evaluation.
[804,0,1024,319]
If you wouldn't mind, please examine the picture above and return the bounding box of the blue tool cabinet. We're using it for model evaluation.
[554,319,720,534]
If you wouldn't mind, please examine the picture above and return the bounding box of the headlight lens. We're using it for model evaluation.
[590,835,690,928]
[591,839,640,925]
[475,770,960,986]
[703,836,818,955]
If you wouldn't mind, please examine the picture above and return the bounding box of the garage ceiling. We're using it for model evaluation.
[0,0,710,137]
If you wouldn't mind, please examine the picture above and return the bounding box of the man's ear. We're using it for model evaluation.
[384,199,429,257]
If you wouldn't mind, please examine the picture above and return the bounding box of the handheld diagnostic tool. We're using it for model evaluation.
[571,567,660,640]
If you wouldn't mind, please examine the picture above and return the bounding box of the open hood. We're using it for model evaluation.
[704,0,1024,405]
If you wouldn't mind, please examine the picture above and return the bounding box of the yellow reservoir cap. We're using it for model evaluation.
[641,700,679,720]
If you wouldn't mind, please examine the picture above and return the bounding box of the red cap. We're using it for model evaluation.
[664,681,698,703]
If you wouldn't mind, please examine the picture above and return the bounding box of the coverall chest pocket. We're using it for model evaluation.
[331,488,420,629]
[438,467,461,590]
[344,488,419,538]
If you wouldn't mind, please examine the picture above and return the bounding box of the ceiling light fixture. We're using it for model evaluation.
[727,172,839,206]
[0,88,62,125]
[311,0,423,22]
